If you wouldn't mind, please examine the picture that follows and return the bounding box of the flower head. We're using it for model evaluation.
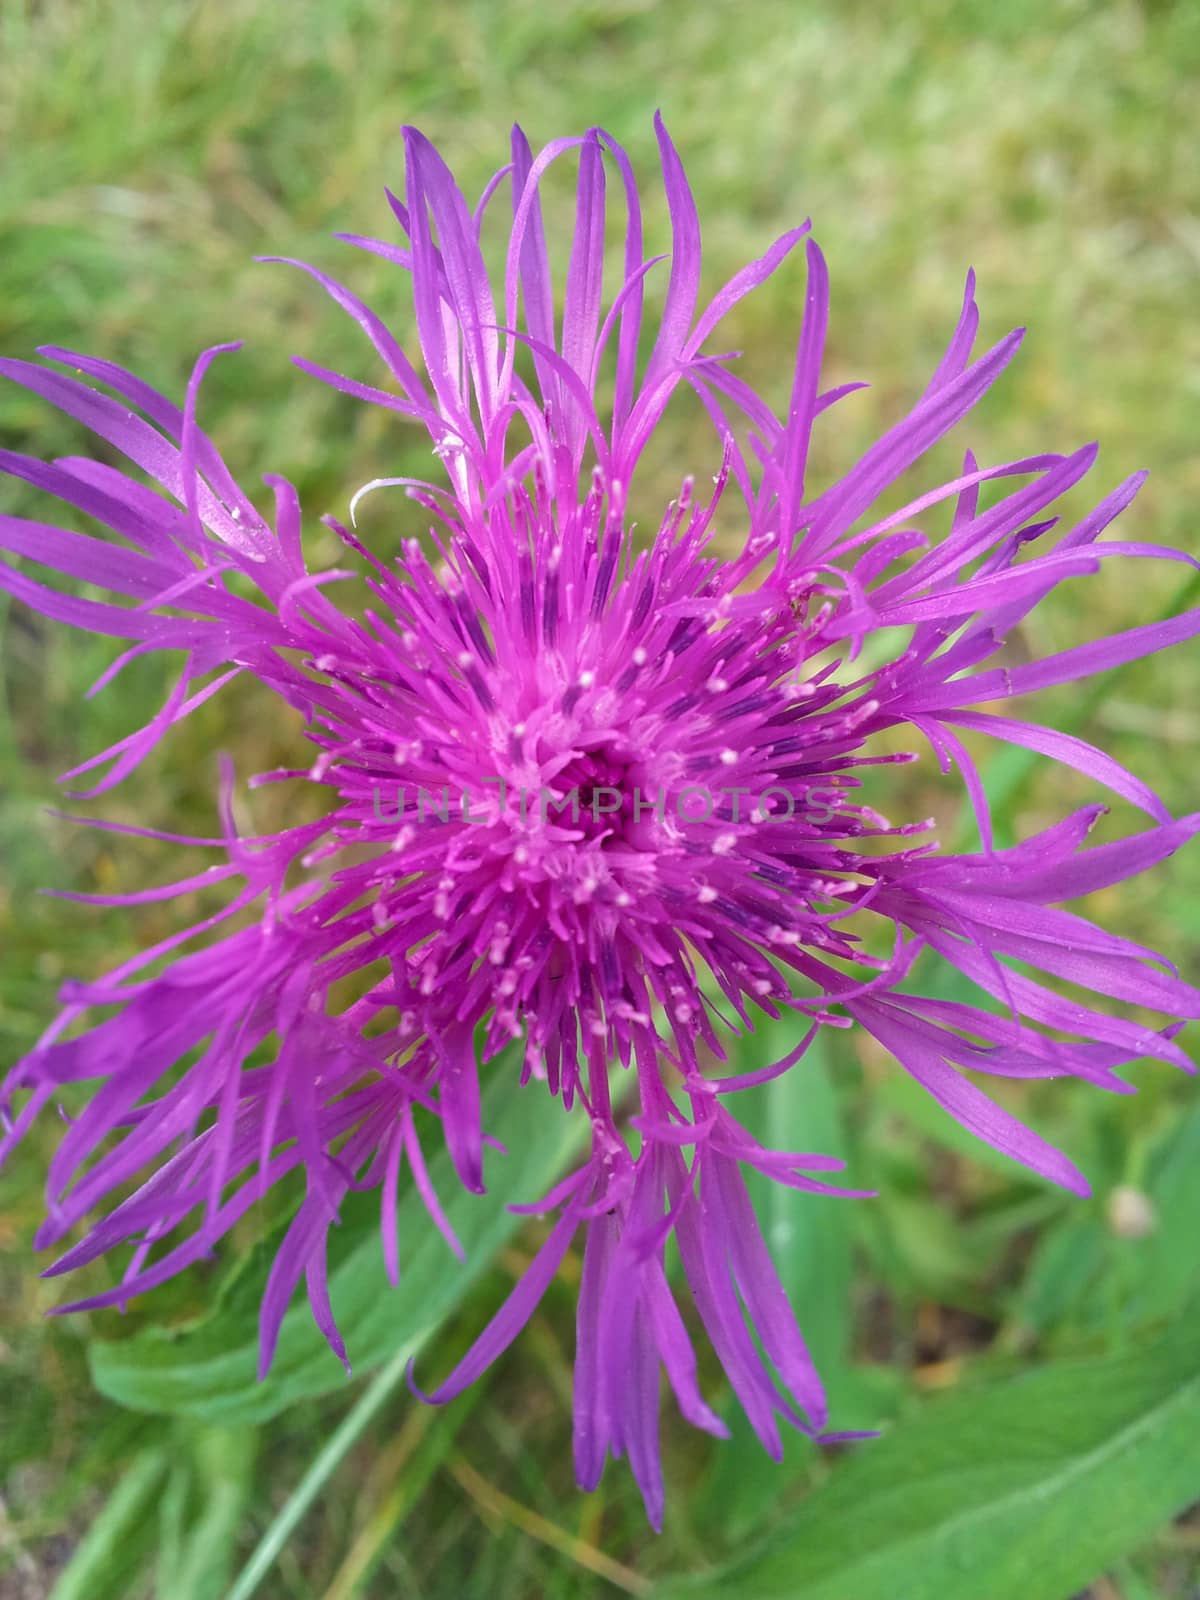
[2,117,1198,1525]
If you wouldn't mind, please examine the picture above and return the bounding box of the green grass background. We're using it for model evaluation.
[2,0,1200,1595]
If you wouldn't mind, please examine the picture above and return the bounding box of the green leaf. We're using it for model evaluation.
[157,1425,257,1600]
[693,1023,894,1545]
[89,1069,587,1424]
[658,1315,1200,1600]
[225,1351,409,1600]
[316,1375,493,1600]
[741,1023,853,1379]
[1108,1559,1166,1600]
[1013,1211,1108,1334]
[1115,1102,1200,1328]
[1012,1102,1200,1345]
[48,1447,167,1600]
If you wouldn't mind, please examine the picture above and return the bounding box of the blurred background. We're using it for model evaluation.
[2,1,1200,1596]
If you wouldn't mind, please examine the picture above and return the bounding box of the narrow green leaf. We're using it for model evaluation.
[1013,1212,1108,1334]
[48,1447,167,1600]
[741,1023,853,1376]
[312,1372,491,1600]
[89,1068,587,1423]
[157,1425,257,1600]
[1115,1102,1200,1328]
[693,1023,880,1543]
[225,1350,410,1600]
[1108,1559,1165,1600]
[658,1316,1200,1600]
[1013,1102,1200,1344]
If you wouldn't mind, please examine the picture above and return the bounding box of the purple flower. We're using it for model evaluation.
[2,118,1198,1525]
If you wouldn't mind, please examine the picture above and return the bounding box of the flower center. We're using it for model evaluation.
[549,745,633,847]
